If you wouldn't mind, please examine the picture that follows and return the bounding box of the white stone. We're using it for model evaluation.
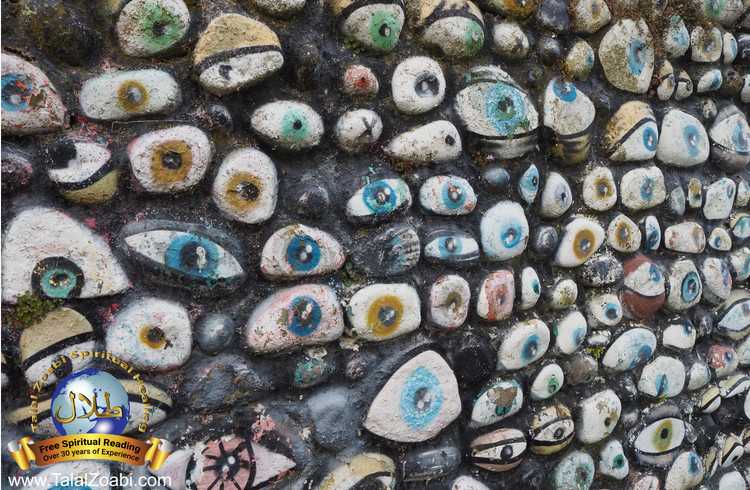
[638,356,686,398]
[497,319,550,370]
[492,21,529,60]
[347,283,420,341]
[657,109,709,167]
[554,217,605,267]
[599,440,629,480]
[587,293,623,328]
[602,328,656,372]
[212,148,278,224]
[708,228,732,251]
[470,377,523,427]
[620,166,666,210]
[687,361,711,390]
[260,224,345,280]
[530,363,564,400]
[582,167,617,211]
[663,320,697,351]
[520,266,541,310]
[481,201,529,261]
[664,15,690,58]
[577,389,621,444]
[598,19,654,93]
[555,310,587,354]
[251,100,324,150]
[116,0,190,56]
[665,259,702,311]
[391,57,445,115]
[701,257,732,305]
[664,451,704,490]
[476,270,514,321]
[607,213,642,253]
[80,70,181,121]
[539,171,573,219]
[419,175,477,215]
[385,120,461,163]
[549,279,578,310]
[429,275,470,329]
[664,222,706,254]
[691,26,723,62]
[334,109,383,153]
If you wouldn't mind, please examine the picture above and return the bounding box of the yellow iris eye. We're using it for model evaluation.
[150,140,192,184]
[139,325,168,349]
[595,178,613,198]
[117,80,149,112]
[367,295,403,337]
[573,229,596,260]
[651,419,673,452]
[224,172,263,212]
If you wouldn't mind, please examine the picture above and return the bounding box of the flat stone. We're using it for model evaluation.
[664,222,706,253]
[347,283,420,341]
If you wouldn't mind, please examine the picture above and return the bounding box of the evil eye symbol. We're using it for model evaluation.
[2,207,129,303]
[638,356,686,398]
[245,284,344,353]
[106,297,192,371]
[628,38,647,75]
[633,417,686,466]
[470,377,523,427]
[552,452,595,490]
[391,56,446,115]
[529,363,564,401]
[480,201,529,261]
[212,148,278,224]
[340,3,404,52]
[719,434,745,467]
[497,319,550,370]
[518,164,540,204]
[717,292,750,340]
[625,259,665,297]
[657,109,709,166]
[424,229,479,266]
[554,311,587,355]
[347,283,420,341]
[419,175,476,215]
[663,320,696,351]
[364,350,461,443]
[697,385,721,413]
[552,79,577,102]
[470,428,527,472]
[577,390,621,444]
[603,102,658,161]
[186,434,296,489]
[587,293,623,328]
[251,101,324,150]
[642,215,661,251]
[710,106,750,157]
[732,213,750,239]
[115,0,191,57]
[602,328,656,371]
[680,272,701,302]
[260,224,345,279]
[1,73,34,112]
[529,404,575,455]
[553,218,605,268]
[119,221,245,293]
[582,167,617,211]
[347,178,412,223]
[539,172,573,219]
[666,260,702,310]
[80,70,181,121]
[318,453,396,490]
[128,125,212,193]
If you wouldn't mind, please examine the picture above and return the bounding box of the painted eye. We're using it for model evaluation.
[602,328,656,371]
[260,224,345,280]
[480,201,529,260]
[709,227,732,251]
[128,125,212,193]
[251,101,324,151]
[424,229,479,267]
[632,416,686,466]
[80,69,181,121]
[318,453,396,489]
[385,120,462,163]
[620,166,666,211]
[718,374,750,398]
[186,434,296,489]
[116,0,190,57]
[454,66,539,159]
[582,166,617,211]
[2,207,129,303]
[696,385,722,413]
[364,350,461,443]
[417,0,485,58]
[622,254,666,319]
[607,213,642,253]
[419,175,477,215]
[346,283,420,341]
[657,109,709,167]
[718,434,745,468]
[539,172,573,219]
[470,428,526,472]
[193,14,284,96]
[710,105,750,172]
[707,344,739,378]
[333,0,405,52]
[551,451,595,490]
[732,212,750,240]
[19,308,95,388]
[476,270,515,321]
[470,377,523,427]
[665,259,702,311]
[1,53,66,135]
[599,19,654,93]
[346,178,411,224]
[44,139,119,205]
[554,310,587,355]
[586,293,623,328]
[497,319,550,370]
[428,275,470,330]
[664,15,689,57]
[529,363,564,400]
[717,290,750,340]
[391,56,446,115]
[599,440,629,480]
[638,356,686,398]
[663,319,696,351]
[518,164,540,204]
[730,247,750,281]
[577,390,621,444]
[553,217,605,267]
[602,101,658,161]
[641,215,661,251]
[212,148,278,224]
[542,79,595,164]
[119,220,246,294]
[106,297,192,371]
[528,403,574,455]
[700,257,732,305]
[519,266,541,310]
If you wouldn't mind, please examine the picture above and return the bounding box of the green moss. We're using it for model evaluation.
[585,345,606,360]
[6,292,62,329]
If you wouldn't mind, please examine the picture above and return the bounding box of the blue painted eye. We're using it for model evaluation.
[732,122,749,154]
[261,224,345,279]
[481,201,530,261]
[602,328,656,371]
[640,177,655,200]
[643,126,658,151]
[347,178,411,223]
[1,74,33,112]
[644,218,661,250]
[365,180,397,211]
[605,302,622,320]
[419,175,477,215]
[441,179,467,209]
[287,296,322,336]
[649,264,662,282]
[424,229,479,266]
[733,214,750,239]
[522,334,542,362]
[552,80,577,102]
[681,271,701,302]
[683,125,702,157]
[485,83,528,134]
[518,164,540,204]
[627,39,646,75]
[286,235,321,272]
[165,234,220,279]
[400,366,444,429]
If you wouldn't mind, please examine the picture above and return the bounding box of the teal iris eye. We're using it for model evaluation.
[733,122,749,154]
[1,74,33,112]
[441,181,466,209]
[613,454,625,469]
[485,83,527,135]
[681,272,700,302]
[281,109,310,143]
[363,180,398,214]
[368,10,400,51]
[287,296,322,336]
[552,80,577,102]
[400,367,443,429]
[683,125,701,157]
[40,269,78,298]
[165,234,220,279]
[138,2,186,51]
[627,39,646,75]
[31,257,85,299]
[463,21,484,57]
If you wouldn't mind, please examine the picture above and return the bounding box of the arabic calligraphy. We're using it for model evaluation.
[53,392,124,424]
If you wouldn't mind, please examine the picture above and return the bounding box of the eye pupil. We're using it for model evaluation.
[235,181,260,201]
[293,119,303,130]
[147,326,165,344]
[497,97,512,114]
[445,237,456,252]
[415,74,439,96]
[125,85,144,105]
[605,306,618,319]
[378,306,398,326]
[376,188,391,204]
[219,64,232,80]
[554,427,564,439]
[161,150,183,169]
[579,238,591,252]
[152,20,167,37]
[660,428,670,440]
[445,135,455,146]
[604,417,612,427]
[447,184,462,202]
[379,23,391,38]
[500,445,514,461]
[414,386,434,412]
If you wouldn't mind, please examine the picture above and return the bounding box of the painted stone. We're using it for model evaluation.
[346,178,411,224]
[519,266,541,310]
[529,363,564,400]
[664,222,707,254]
[551,451,595,490]
[245,284,344,353]
[602,328,656,372]
[455,66,539,160]
[641,215,661,251]
[451,476,490,490]
[250,0,307,16]
[657,109,710,167]
[694,67,723,93]
[548,279,578,310]
[518,164,540,204]
[476,270,515,321]
[420,175,476,215]
[570,0,611,33]
[363,350,461,443]
[708,343,739,377]
[424,228,478,267]
[1,53,66,135]
[587,293,623,328]
[620,166,666,211]
[577,254,623,286]
[476,0,537,17]
[391,57,445,115]
[607,213,642,253]
[709,227,733,251]
[663,319,697,351]
[528,403,574,455]
[45,139,118,204]
[629,404,686,467]
[654,60,676,101]
[470,428,526,472]
[347,283,420,341]
[598,19,654,94]
[354,224,421,275]
[116,0,190,56]
[621,254,666,320]
[691,26,723,63]
[212,148,278,224]
[251,101,324,151]
[710,105,750,172]
[669,186,687,216]
[334,109,383,153]
[599,440,629,480]
[602,101,658,161]
[665,259,702,311]
[342,64,379,97]
[732,212,750,240]
[663,15,690,58]
[554,310,587,355]
[496,319,550,370]
[260,224,345,280]
[542,79,594,164]
[687,361,711,390]
[638,356,686,398]
[318,453,396,489]
[664,451,704,490]
[2,207,129,303]
[554,218,605,268]
[532,225,559,256]
[563,40,595,81]
[429,275,470,330]
[730,247,750,281]
[128,125,211,193]
[193,14,283,95]
[491,21,529,61]
[414,0,485,58]
[716,290,750,340]
[385,121,461,163]
[470,377,523,427]
[577,389,621,444]
[481,201,529,261]
[330,0,404,52]
[700,257,732,305]
[539,171,573,218]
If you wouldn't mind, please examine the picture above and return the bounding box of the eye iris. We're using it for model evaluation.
[613,454,625,469]
[732,122,749,153]
[363,181,397,214]
[553,427,565,439]
[399,366,444,429]
[643,126,657,151]
[165,234,219,279]
[522,334,540,361]
[286,234,321,272]
[368,10,399,50]
[552,80,577,102]
[501,224,522,248]
[652,420,673,451]
[627,39,646,75]
[648,264,662,282]
[463,21,484,56]
[281,109,310,143]
[682,125,701,157]
[415,74,440,97]
[655,374,669,396]
[573,229,596,259]
[32,257,85,299]
[640,177,655,200]
[605,304,619,319]
[225,173,263,211]
[442,182,465,209]
[631,344,654,368]
[1,74,33,112]
[117,80,149,112]
[548,376,559,394]
[151,140,193,184]
[485,83,526,134]
[681,272,700,302]
[139,3,184,50]
[287,296,322,336]
[367,295,404,337]
[140,325,167,349]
